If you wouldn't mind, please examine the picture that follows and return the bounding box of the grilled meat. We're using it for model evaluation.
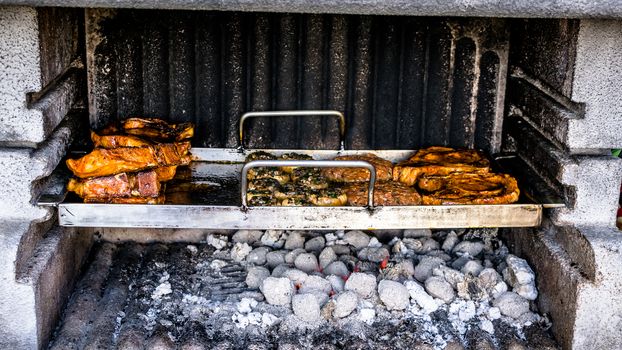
[91,131,151,148]
[418,173,519,205]
[248,178,282,192]
[247,167,290,185]
[122,118,194,142]
[273,183,307,202]
[154,166,178,182]
[245,151,277,162]
[278,152,313,173]
[291,168,329,190]
[322,154,393,183]
[308,188,348,206]
[84,194,165,204]
[67,170,161,199]
[66,142,191,178]
[393,146,490,186]
[344,181,422,206]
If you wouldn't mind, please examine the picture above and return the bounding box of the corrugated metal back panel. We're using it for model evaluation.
[86,10,509,153]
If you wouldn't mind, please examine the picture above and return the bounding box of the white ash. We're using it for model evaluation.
[318,247,337,269]
[206,234,228,250]
[260,230,285,248]
[284,231,305,250]
[344,272,377,299]
[378,280,409,310]
[230,242,252,262]
[292,293,322,323]
[504,254,536,286]
[260,277,294,306]
[333,291,358,318]
[53,229,554,350]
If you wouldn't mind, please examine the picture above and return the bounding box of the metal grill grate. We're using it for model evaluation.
[87,10,508,153]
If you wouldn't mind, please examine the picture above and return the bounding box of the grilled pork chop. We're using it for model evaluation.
[91,131,151,149]
[322,154,393,183]
[66,142,191,178]
[393,146,490,186]
[343,181,422,206]
[417,173,519,205]
[67,170,161,198]
[122,118,194,142]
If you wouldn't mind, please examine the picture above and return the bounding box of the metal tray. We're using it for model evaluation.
[38,110,564,230]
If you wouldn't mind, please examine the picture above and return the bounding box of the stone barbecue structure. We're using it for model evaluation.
[0,2,621,349]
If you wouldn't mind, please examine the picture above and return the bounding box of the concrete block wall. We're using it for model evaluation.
[0,6,91,350]
[506,18,622,350]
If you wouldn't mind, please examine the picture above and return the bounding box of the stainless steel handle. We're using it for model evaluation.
[239,110,346,150]
[240,160,376,208]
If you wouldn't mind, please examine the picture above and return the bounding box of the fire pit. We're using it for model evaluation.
[50,229,557,349]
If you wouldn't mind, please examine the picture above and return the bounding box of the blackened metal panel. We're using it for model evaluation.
[86,10,509,153]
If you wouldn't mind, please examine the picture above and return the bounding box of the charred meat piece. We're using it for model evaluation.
[91,131,151,149]
[66,142,191,178]
[122,118,194,142]
[308,188,348,206]
[344,181,422,206]
[322,154,393,183]
[418,173,519,205]
[278,152,314,173]
[67,170,161,199]
[393,146,490,186]
[246,189,279,206]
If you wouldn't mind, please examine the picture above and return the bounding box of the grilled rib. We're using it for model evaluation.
[343,181,422,206]
[322,154,393,183]
[122,118,194,142]
[66,142,191,178]
[393,146,490,186]
[418,173,519,205]
[67,171,161,199]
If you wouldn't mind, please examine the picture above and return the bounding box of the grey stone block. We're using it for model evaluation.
[4,0,622,18]
[567,20,622,152]
[0,6,81,146]
[0,113,77,221]
[503,221,622,350]
[550,155,622,227]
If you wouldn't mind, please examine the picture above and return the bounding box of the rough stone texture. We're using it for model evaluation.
[503,221,622,349]
[323,261,349,277]
[377,280,409,310]
[291,293,320,323]
[415,256,444,282]
[343,230,369,250]
[318,247,337,269]
[0,113,78,221]
[551,156,622,227]
[0,221,93,350]
[333,291,357,318]
[567,20,622,151]
[344,273,376,299]
[294,253,318,273]
[259,277,294,306]
[492,292,530,319]
[5,0,622,17]
[232,230,263,245]
[245,266,270,289]
[284,231,305,250]
[424,276,455,304]
[0,7,81,146]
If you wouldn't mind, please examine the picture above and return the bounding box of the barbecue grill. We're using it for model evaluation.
[0,5,621,350]
[39,110,563,229]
